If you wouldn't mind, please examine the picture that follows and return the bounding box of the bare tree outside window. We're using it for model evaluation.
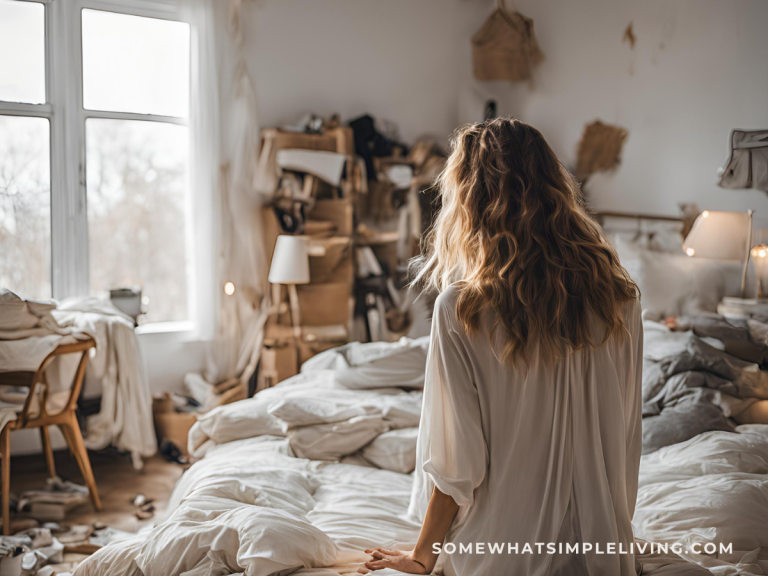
[87,119,189,324]
[0,115,51,298]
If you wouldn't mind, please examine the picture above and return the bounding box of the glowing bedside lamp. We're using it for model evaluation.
[751,243,768,298]
[682,209,753,298]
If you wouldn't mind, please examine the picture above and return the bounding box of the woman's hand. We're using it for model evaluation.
[361,548,427,574]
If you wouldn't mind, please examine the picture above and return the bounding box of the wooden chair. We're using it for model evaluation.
[0,338,101,535]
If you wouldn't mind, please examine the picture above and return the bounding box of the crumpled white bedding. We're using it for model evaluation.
[635,424,768,575]
[188,371,421,460]
[75,338,768,576]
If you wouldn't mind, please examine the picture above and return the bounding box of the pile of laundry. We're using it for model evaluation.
[642,314,768,453]
[0,289,156,469]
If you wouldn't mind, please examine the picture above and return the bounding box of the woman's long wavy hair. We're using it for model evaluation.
[413,118,638,365]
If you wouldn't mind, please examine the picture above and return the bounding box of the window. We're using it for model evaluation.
[81,9,190,323]
[0,0,50,297]
[0,0,192,326]
[0,115,51,298]
[0,0,45,104]
[86,119,189,323]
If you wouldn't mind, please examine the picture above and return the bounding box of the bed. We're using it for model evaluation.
[71,324,768,576]
[72,211,768,576]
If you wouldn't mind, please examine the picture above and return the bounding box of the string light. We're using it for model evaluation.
[224,281,236,296]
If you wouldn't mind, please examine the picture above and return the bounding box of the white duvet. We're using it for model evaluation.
[75,343,768,576]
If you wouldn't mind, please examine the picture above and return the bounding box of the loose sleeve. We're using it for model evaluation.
[418,296,488,520]
[624,300,643,518]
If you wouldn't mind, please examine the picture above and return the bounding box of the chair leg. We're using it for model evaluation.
[39,426,56,479]
[61,418,102,511]
[1,426,10,536]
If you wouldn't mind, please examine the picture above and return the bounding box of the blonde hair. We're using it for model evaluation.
[414,118,638,365]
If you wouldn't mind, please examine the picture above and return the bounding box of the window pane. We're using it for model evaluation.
[0,115,51,298]
[82,10,190,117]
[86,119,189,323]
[0,0,45,104]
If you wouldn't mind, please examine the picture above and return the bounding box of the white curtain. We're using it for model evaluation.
[182,0,269,389]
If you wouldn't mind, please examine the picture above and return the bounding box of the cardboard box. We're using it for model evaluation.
[296,283,352,326]
[326,127,355,156]
[309,199,354,236]
[262,206,282,261]
[262,128,339,153]
[308,237,354,284]
[261,345,299,385]
[153,412,197,456]
[298,340,340,364]
[264,320,295,346]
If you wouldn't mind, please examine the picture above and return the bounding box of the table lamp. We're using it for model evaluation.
[682,209,753,298]
[268,235,310,362]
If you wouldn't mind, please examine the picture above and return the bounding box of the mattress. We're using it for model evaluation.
[73,338,768,576]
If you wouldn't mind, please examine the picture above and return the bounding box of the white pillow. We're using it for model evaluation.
[268,397,375,429]
[613,237,742,320]
[361,428,419,474]
[288,415,389,461]
[302,337,429,389]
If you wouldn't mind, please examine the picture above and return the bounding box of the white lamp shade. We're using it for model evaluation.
[268,235,310,284]
[683,210,750,260]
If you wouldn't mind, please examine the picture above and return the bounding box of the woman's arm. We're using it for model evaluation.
[364,487,459,574]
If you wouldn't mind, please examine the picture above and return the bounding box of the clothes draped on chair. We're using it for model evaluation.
[0,290,156,470]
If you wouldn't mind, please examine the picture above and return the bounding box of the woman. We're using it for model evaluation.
[364,119,642,575]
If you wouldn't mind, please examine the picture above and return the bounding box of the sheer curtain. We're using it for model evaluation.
[183,0,269,389]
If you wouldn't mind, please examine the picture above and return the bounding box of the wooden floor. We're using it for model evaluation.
[10,447,184,533]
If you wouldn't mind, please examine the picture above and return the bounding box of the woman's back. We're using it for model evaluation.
[409,286,643,576]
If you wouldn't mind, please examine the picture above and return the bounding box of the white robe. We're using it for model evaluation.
[409,287,643,576]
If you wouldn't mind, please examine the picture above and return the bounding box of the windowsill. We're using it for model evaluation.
[135,320,195,336]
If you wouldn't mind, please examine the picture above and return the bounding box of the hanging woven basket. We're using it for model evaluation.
[472,0,544,82]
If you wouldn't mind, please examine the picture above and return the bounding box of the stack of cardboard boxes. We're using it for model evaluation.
[259,127,358,389]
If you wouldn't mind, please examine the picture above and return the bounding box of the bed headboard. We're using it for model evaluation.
[593,207,698,239]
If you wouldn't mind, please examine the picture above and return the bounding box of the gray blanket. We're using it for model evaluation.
[641,316,768,454]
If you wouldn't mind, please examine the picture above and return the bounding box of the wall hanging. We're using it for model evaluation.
[471,0,544,82]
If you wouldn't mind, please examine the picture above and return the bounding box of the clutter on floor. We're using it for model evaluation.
[0,520,139,576]
[5,451,182,574]
[16,478,89,522]
[151,377,249,461]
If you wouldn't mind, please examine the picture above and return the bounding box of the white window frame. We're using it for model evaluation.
[1,0,201,335]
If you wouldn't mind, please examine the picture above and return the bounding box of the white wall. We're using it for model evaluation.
[509,0,768,227]
[214,0,506,145]
[216,0,768,224]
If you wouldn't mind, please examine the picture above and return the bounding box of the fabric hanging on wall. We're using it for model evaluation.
[471,0,544,83]
[575,120,629,183]
[718,129,768,191]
